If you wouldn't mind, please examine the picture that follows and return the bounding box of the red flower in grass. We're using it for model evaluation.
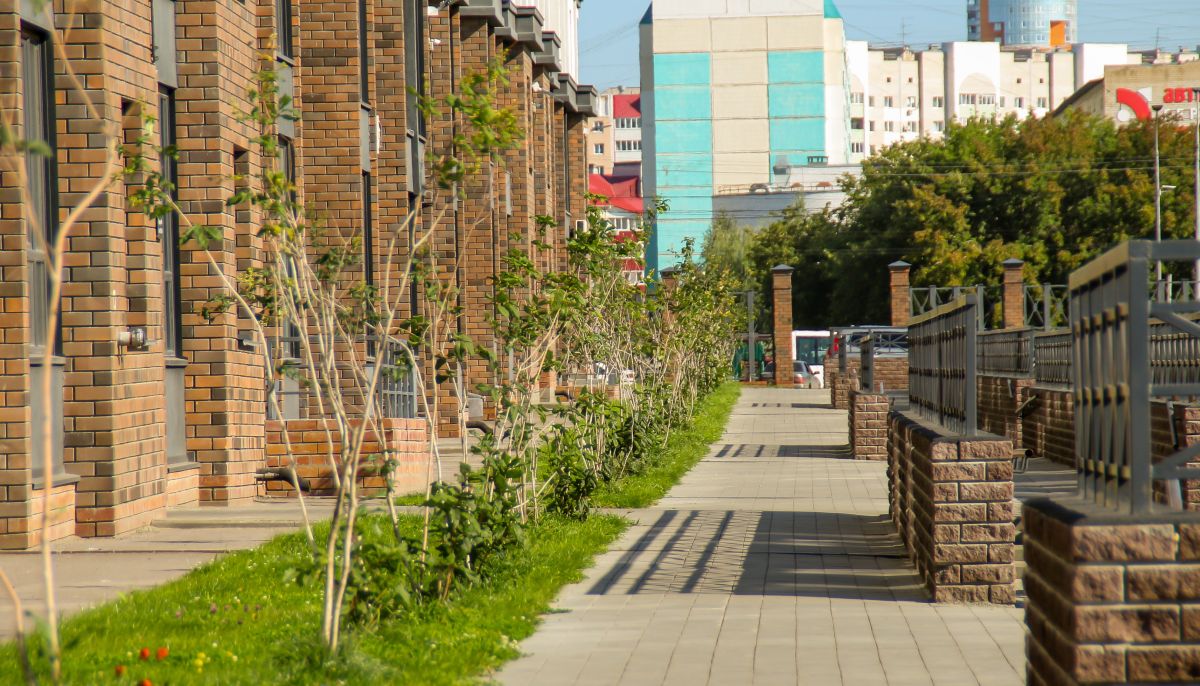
[139,680,153,686]
[156,646,169,661]
[139,647,151,661]
[114,664,127,677]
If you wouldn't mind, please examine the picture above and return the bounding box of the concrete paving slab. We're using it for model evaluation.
[495,387,1026,686]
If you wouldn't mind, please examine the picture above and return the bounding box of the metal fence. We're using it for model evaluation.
[908,294,978,436]
[977,328,1033,375]
[266,333,420,421]
[1032,330,1072,387]
[910,285,991,331]
[1024,284,1069,329]
[1153,278,1200,303]
[373,337,419,419]
[859,329,909,392]
[1070,240,1200,514]
[832,326,906,375]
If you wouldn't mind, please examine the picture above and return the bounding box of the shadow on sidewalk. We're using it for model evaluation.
[710,444,852,459]
[589,509,927,602]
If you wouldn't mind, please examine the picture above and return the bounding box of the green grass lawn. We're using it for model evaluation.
[2,515,625,685]
[591,381,740,508]
[2,383,738,684]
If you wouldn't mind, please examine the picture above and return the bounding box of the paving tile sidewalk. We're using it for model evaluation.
[497,387,1026,686]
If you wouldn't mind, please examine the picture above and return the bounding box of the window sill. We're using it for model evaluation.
[276,53,296,68]
[32,472,81,491]
[166,356,188,369]
[168,460,201,474]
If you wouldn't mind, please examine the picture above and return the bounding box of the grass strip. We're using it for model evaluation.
[1,383,739,683]
[0,515,625,685]
[591,381,741,509]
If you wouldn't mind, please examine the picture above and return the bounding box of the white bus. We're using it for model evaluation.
[791,330,832,388]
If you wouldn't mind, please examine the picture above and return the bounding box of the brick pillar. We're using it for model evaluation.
[772,265,794,387]
[1024,499,1200,685]
[849,390,888,460]
[1002,258,1024,329]
[888,413,1015,604]
[889,260,911,327]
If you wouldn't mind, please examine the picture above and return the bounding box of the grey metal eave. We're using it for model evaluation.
[494,4,517,40]
[534,31,562,72]
[459,0,504,25]
[574,83,598,117]
[553,74,579,112]
[510,4,545,51]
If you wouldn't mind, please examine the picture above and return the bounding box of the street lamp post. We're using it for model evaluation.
[1154,103,1165,283]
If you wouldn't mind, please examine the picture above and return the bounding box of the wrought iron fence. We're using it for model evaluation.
[1152,278,1200,303]
[373,336,419,419]
[1032,329,1072,387]
[859,329,909,392]
[977,328,1033,376]
[908,294,978,436]
[266,333,420,421]
[910,285,993,331]
[1023,284,1069,329]
[832,326,906,375]
[1070,240,1200,514]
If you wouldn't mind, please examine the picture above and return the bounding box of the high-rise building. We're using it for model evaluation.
[640,0,852,272]
[968,0,1078,49]
[586,87,643,176]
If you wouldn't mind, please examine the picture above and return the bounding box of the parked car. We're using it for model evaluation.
[794,361,819,389]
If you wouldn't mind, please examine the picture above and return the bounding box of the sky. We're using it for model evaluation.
[579,0,1200,91]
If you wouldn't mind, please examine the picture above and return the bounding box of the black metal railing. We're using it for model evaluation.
[859,329,909,392]
[908,294,978,436]
[373,336,419,419]
[832,326,906,375]
[266,333,420,421]
[1153,278,1200,303]
[977,328,1034,376]
[910,285,991,331]
[1024,283,1069,329]
[1032,329,1072,387]
[1070,240,1200,514]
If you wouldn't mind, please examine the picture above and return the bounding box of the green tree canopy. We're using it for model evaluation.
[746,110,1200,326]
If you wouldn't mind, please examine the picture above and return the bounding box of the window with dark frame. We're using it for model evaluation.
[358,0,369,103]
[276,0,293,59]
[159,88,184,359]
[402,0,426,199]
[278,135,301,361]
[22,25,57,357]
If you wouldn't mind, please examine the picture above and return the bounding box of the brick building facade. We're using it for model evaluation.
[0,0,595,549]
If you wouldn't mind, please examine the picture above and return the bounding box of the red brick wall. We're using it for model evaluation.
[888,411,1015,604]
[865,355,908,394]
[265,418,430,496]
[1020,385,1074,467]
[829,358,860,410]
[1150,402,1200,511]
[771,267,793,387]
[849,391,887,461]
[1023,499,1200,685]
[977,374,1032,447]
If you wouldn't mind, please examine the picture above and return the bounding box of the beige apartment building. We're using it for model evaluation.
[847,41,1196,156]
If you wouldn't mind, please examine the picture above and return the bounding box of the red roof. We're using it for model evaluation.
[588,173,644,215]
[613,94,641,119]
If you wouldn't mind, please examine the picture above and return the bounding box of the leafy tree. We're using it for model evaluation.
[746,110,1200,326]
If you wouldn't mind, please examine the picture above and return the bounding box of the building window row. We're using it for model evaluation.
[615,117,640,129]
[616,140,640,152]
